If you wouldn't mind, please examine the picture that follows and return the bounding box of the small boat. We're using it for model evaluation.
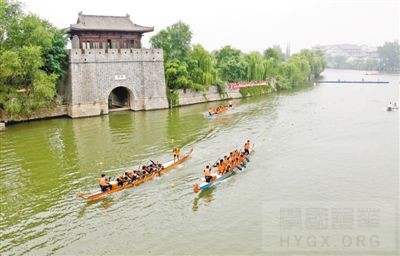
[193,149,254,193]
[207,105,232,118]
[78,148,193,200]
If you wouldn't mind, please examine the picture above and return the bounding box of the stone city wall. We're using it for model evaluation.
[65,48,169,118]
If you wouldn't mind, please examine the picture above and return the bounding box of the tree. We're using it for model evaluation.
[214,45,246,82]
[188,44,218,86]
[263,47,284,62]
[288,54,311,83]
[0,0,67,117]
[297,49,326,78]
[0,0,23,48]
[150,21,192,62]
[42,29,68,77]
[164,60,192,90]
[244,52,265,81]
[377,41,400,72]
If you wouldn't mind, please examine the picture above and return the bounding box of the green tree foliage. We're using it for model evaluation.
[286,55,310,85]
[4,15,53,49]
[151,21,325,95]
[188,44,218,86]
[164,60,192,90]
[151,22,220,92]
[214,46,246,82]
[150,21,192,62]
[297,49,326,78]
[43,29,68,77]
[377,41,400,72]
[263,47,284,62]
[0,0,22,46]
[262,48,284,79]
[244,52,265,81]
[271,50,324,88]
[0,0,67,117]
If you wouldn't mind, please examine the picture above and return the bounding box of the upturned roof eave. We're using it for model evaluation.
[68,26,154,33]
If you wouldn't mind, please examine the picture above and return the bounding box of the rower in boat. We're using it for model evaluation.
[99,174,112,192]
[233,157,240,168]
[239,152,247,166]
[225,164,232,174]
[204,165,214,183]
[228,100,233,108]
[134,170,141,179]
[173,147,181,161]
[217,160,224,175]
[129,171,138,183]
[244,140,252,155]
[124,171,132,181]
[113,173,125,187]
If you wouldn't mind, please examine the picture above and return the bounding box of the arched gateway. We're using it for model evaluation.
[108,87,132,111]
[65,13,168,118]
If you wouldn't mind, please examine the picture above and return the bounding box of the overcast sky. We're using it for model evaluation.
[19,0,399,53]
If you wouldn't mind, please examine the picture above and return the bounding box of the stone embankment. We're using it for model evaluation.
[1,82,274,125]
[177,86,241,106]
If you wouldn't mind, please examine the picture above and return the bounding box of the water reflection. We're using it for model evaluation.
[167,106,208,147]
[192,187,216,212]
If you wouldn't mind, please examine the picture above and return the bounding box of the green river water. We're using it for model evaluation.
[0,69,398,255]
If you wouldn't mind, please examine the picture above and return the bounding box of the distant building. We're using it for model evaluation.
[313,44,378,68]
[64,13,168,118]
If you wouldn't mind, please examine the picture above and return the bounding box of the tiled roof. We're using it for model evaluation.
[70,13,154,33]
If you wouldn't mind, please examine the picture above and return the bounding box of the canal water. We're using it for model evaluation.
[0,69,398,255]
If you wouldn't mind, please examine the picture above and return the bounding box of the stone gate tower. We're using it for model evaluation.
[65,13,168,118]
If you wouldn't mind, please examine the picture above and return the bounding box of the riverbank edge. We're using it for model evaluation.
[0,84,276,127]
[0,105,68,126]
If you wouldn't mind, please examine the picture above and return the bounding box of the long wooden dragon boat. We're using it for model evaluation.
[78,148,193,200]
[193,148,254,193]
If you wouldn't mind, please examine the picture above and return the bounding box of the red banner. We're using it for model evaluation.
[228,81,269,89]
